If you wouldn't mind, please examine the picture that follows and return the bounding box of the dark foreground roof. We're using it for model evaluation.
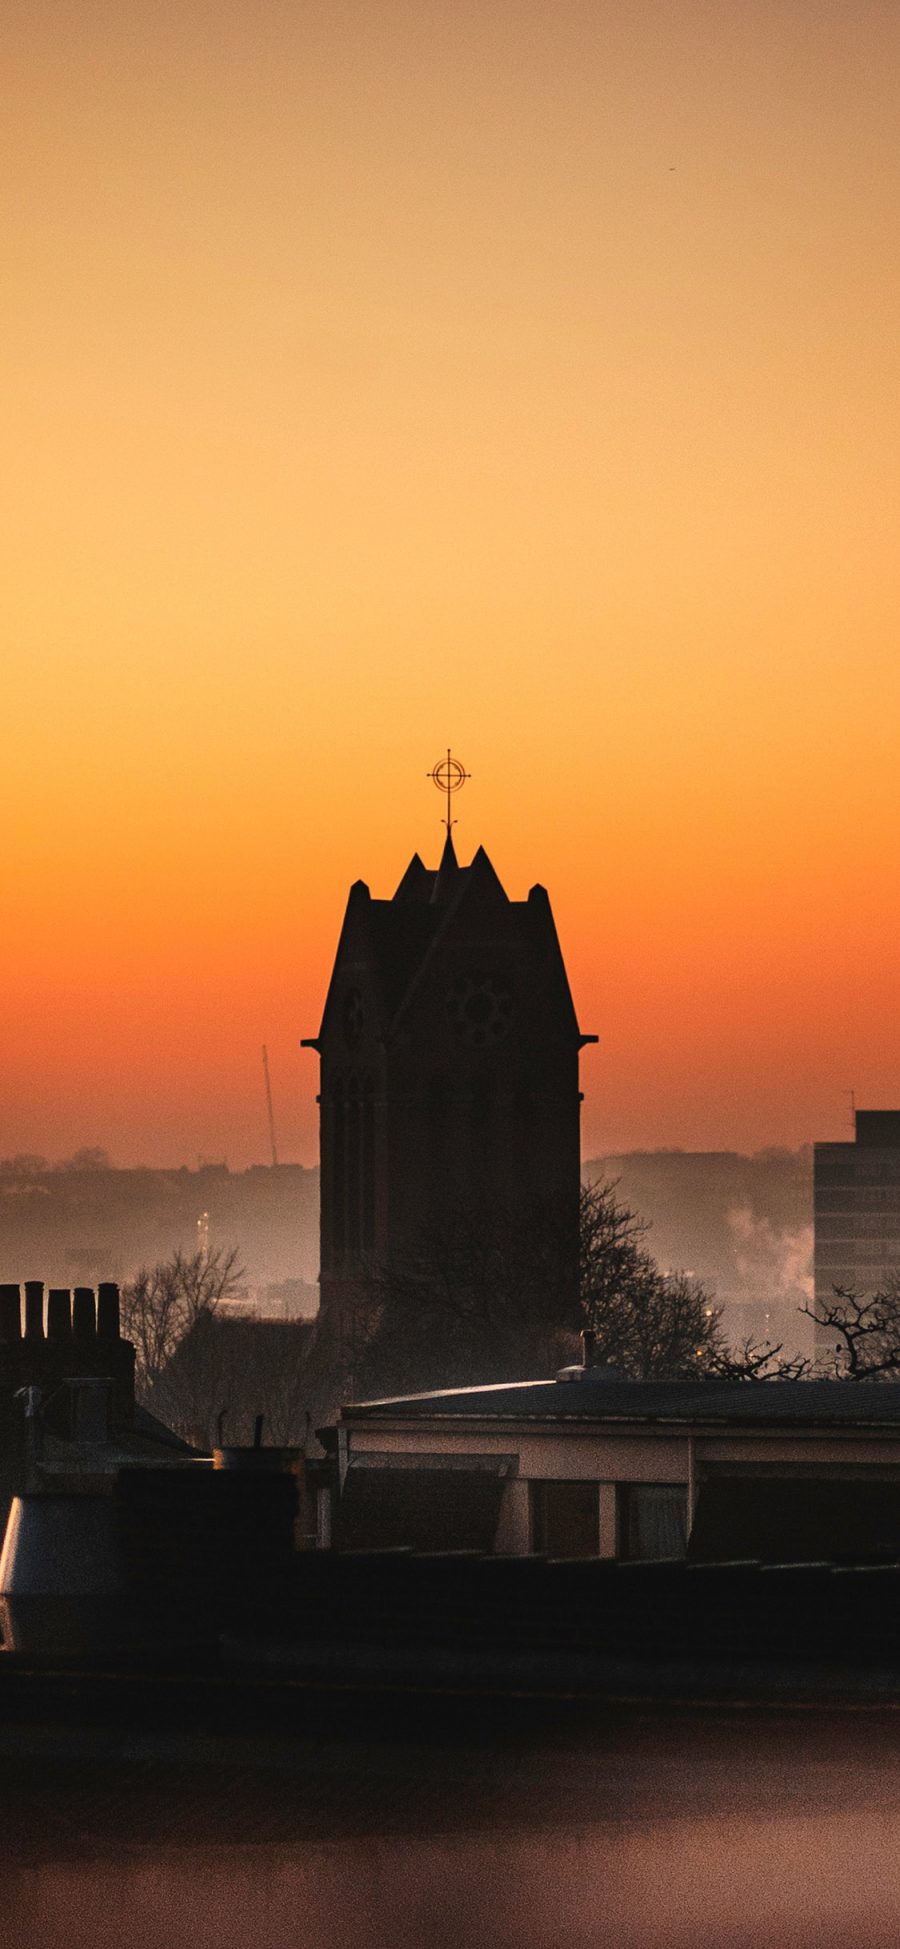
[343,1376,900,1431]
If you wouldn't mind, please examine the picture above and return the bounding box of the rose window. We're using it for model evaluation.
[447,973,514,1047]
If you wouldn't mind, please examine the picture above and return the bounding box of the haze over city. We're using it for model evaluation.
[6,0,899,1171]
[7,13,900,1949]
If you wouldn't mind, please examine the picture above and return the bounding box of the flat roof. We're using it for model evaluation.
[342,1377,900,1432]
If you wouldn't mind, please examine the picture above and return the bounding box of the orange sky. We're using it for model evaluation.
[3,0,899,1167]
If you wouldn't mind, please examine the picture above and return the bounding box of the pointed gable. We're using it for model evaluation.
[392,853,432,905]
[456,844,509,913]
[312,878,374,1046]
[430,830,461,904]
[524,883,583,1041]
[313,842,591,1049]
[384,844,501,1036]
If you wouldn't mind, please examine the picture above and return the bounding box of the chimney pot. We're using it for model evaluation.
[47,1289,73,1342]
[97,1282,120,1341]
[24,1281,44,1342]
[0,1284,21,1344]
[72,1287,97,1340]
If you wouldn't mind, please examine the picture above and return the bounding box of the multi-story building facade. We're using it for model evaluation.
[814,1110,900,1354]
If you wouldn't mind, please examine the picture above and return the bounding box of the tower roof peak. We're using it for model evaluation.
[392,852,432,904]
[431,828,460,901]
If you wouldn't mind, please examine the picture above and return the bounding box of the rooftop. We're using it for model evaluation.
[342,1376,900,1431]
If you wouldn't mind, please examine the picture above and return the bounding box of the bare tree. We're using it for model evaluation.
[621,1267,723,1380]
[578,1178,652,1324]
[122,1246,243,1402]
[803,1281,900,1379]
[579,1184,808,1382]
[350,1182,789,1398]
[704,1336,810,1382]
[121,1248,322,1448]
[351,1199,577,1398]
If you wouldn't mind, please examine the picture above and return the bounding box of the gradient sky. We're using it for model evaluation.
[3,0,899,1167]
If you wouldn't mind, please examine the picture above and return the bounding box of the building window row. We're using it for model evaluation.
[328,1075,376,1261]
[816,1215,900,1238]
[529,1479,688,1561]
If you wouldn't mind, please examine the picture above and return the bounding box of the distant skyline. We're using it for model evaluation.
[4,2,899,1167]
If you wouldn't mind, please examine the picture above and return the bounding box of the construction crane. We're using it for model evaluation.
[261,1044,279,1168]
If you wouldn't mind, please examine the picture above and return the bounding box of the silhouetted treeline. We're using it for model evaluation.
[0,1147,814,1347]
[585,1148,813,1351]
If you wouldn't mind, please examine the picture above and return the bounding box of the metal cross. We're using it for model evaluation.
[427,749,470,838]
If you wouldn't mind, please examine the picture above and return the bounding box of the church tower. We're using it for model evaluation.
[303,826,596,1351]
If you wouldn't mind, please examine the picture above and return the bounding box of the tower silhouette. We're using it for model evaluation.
[304,833,596,1354]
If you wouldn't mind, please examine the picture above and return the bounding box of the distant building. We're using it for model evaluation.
[814,1111,900,1353]
[0,1161,318,1301]
[331,1364,900,1564]
[303,834,596,1354]
[154,1312,316,1449]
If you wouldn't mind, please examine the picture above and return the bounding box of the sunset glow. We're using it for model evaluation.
[4,0,899,1166]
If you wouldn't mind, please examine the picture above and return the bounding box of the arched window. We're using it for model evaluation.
[331,1078,346,1262]
[347,1077,361,1253]
[362,1078,376,1251]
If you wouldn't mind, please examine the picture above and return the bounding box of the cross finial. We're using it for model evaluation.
[427,748,470,839]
